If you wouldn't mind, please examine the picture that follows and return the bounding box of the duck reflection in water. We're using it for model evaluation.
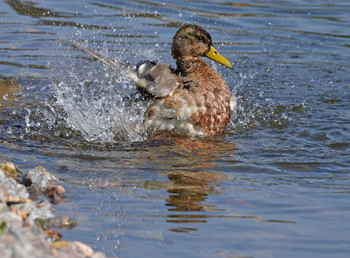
[139,138,235,224]
[166,170,227,214]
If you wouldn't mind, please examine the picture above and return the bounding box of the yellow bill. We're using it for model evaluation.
[206,45,233,68]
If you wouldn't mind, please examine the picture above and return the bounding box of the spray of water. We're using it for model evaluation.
[46,43,154,144]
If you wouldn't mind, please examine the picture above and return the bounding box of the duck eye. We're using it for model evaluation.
[197,36,203,41]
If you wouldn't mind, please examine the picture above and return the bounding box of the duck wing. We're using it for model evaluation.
[70,42,179,98]
[130,61,179,98]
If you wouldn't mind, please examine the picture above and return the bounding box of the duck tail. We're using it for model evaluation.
[67,40,131,73]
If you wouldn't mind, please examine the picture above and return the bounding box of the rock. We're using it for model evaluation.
[22,166,58,190]
[92,252,107,258]
[46,185,66,198]
[44,185,66,204]
[0,161,18,180]
[68,241,94,257]
[0,168,29,200]
[47,216,77,230]
[0,211,23,226]
[0,209,51,258]
[11,200,54,226]
[51,241,108,258]
[0,191,7,212]
[45,230,62,242]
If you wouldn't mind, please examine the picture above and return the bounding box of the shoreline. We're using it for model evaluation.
[0,160,107,258]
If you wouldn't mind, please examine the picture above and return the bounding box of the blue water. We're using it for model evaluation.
[1,0,350,257]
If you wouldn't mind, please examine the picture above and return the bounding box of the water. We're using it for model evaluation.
[1,0,350,257]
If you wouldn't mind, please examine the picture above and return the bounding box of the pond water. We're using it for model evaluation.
[1,0,350,257]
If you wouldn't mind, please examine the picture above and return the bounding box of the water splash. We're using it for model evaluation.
[229,67,306,132]
[5,41,162,146]
[48,49,148,144]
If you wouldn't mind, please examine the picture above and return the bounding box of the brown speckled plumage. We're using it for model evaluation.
[131,24,233,137]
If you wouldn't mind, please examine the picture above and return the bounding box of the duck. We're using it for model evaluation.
[131,24,233,137]
[71,24,233,137]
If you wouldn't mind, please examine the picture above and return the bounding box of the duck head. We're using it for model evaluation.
[171,24,233,70]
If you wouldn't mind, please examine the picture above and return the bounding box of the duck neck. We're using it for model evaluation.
[176,57,203,76]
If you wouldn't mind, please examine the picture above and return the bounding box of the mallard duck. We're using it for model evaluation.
[71,24,233,137]
[131,24,233,137]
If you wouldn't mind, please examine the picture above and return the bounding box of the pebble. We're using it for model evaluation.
[0,161,18,180]
[0,167,29,200]
[47,216,77,230]
[22,166,58,190]
[44,185,66,204]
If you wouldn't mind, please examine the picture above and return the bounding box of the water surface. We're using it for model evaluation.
[1,0,350,257]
